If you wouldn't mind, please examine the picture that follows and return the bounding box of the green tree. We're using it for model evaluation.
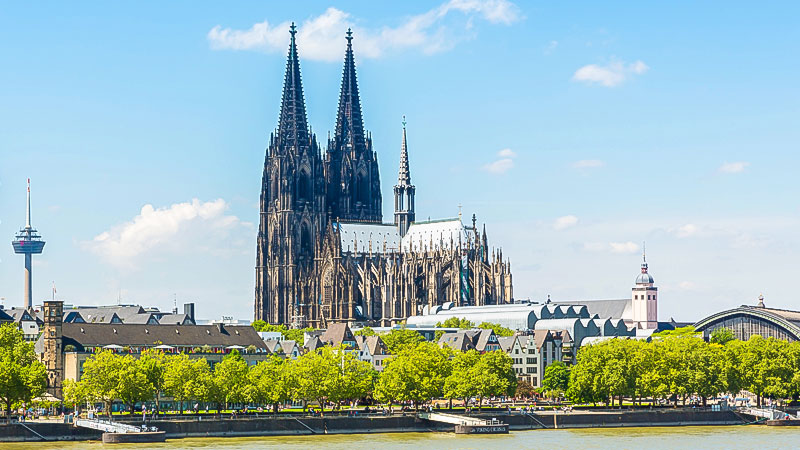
[163,354,208,413]
[354,327,376,337]
[375,342,451,409]
[444,350,481,407]
[288,346,340,414]
[477,322,514,337]
[710,327,736,345]
[381,328,425,354]
[80,350,125,416]
[0,324,47,416]
[248,355,289,412]
[138,349,168,410]
[542,360,570,398]
[436,317,475,329]
[212,351,250,411]
[115,354,154,413]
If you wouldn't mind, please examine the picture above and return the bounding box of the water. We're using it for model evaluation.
[3,426,797,450]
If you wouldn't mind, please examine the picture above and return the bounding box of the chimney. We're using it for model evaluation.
[183,303,196,323]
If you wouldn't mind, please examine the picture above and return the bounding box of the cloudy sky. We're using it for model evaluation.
[1,1,799,322]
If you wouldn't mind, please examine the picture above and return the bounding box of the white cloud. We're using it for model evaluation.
[678,281,697,290]
[571,159,605,169]
[483,148,517,174]
[585,241,640,254]
[718,161,750,174]
[208,1,521,62]
[609,241,640,254]
[85,199,248,267]
[572,59,649,87]
[673,223,698,238]
[483,158,514,174]
[553,215,578,231]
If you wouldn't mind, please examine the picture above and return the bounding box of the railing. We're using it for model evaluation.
[75,418,150,433]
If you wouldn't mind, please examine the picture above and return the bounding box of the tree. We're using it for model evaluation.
[380,328,424,354]
[63,378,89,413]
[212,351,250,411]
[163,354,208,413]
[542,360,570,398]
[477,322,514,337]
[354,327,376,337]
[137,349,167,410]
[710,327,736,345]
[248,356,289,412]
[436,317,475,329]
[375,342,451,409]
[0,324,47,416]
[79,350,125,416]
[115,354,154,413]
[288,346,340,414]
[515,379,535,399]
[444,350,481,407]
[331,350,376,407]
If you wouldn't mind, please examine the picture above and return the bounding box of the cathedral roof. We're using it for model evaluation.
[336,222,400,253]
[401,218,473,252]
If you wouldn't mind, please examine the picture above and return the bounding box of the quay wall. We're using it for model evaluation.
[0,409,747,442]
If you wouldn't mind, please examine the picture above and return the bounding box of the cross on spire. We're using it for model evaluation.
[290,22,297,36]
[346,27,353,42]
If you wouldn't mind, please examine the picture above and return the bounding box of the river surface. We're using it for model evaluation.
[4,426,797,450]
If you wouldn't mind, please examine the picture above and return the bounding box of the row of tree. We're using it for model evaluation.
[64,340,517,415]
[562,329,800,407]
[0,324,48,415]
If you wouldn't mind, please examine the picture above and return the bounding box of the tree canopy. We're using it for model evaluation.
[0,324,47,415]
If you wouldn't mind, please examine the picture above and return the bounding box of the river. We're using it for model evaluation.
[3,426,796,450]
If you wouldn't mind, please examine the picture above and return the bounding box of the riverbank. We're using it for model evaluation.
[0,409,748,442]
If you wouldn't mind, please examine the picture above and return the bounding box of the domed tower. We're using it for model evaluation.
[631,245,657,329]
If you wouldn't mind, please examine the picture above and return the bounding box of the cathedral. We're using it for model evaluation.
[254,25,513,328]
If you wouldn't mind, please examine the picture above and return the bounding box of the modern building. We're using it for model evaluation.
[694,295,800,342]
[254,25,513,328]
[11,179,46,310]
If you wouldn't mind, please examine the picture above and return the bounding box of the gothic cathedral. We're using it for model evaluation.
[255,26,513,327]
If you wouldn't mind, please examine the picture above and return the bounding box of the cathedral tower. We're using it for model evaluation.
[631,245,658,329]
[256,24,326,324]
[394,118,415,237]
[325,29,382,223]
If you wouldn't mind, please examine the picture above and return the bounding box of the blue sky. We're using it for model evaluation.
[1,1,799,322]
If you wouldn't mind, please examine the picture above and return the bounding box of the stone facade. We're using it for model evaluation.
[42,299,63,398]
[255,27,513,328]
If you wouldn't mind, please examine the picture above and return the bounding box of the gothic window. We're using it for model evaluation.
[356,172,368,205]
[323,270,334,305]
[271,177,279,201]
[296,170,311,204]
[300,223,312,255]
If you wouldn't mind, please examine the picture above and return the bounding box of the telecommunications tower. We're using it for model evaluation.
[11,179,46,309]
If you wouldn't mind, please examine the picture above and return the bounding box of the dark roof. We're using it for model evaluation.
[497,336,517,352]
[304,336,324,352]
[59,323,268,350]
[556,299,632,320]
[0,309,15,322]
[320,323,355,347]
[157,314,192,325]
[438,332,476,352]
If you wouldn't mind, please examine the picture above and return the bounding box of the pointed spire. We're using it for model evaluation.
[398,116,411,185]
[334,28,366,153]
[277,22,309,152]
[641,241,648,273]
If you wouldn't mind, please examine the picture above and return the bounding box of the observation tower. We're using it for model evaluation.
[11,179,46,309]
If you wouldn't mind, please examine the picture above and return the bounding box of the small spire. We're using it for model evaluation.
[397,116,411,185]
[346,27,353,42]
[641,241,648,273]
[757,293,765,308]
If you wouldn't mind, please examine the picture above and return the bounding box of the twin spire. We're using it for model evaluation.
[275,24,410,185]
[277,23,309,151]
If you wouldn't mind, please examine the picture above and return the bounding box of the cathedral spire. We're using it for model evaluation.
[277,23,309,151]
[334,28,365,152]
[398,116,411,185]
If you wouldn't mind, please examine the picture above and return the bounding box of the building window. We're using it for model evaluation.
[528,348,535,354]
[526,367,535,374]
[527,357,537,365]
